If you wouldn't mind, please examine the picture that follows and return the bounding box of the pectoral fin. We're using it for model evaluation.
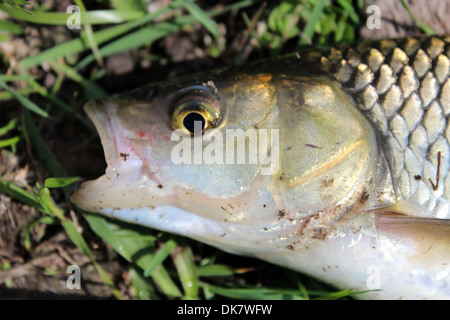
[375,211,450,270]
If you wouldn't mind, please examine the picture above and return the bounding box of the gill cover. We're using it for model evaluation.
[269,76,390,219]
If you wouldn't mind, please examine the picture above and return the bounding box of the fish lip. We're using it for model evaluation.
[84,99,143,181]
[71,100,150,211]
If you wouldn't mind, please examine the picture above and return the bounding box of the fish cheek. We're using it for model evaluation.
[223,75,277,129]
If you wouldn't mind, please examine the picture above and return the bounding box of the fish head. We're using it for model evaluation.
[71,69,382,255]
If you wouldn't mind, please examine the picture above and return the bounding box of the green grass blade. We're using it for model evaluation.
[61,219,124,299]
[0,87,40,100]
[181,1,220,38]
[26,79,73,114]
[19,0,255,69]
[49,61,107,100]
[110,0,146,12]
[0,136,20,148]
[18,2,183,69]
[336,0,360,24]
[44,177,79,189]
[0,78,48,117]
[23,110,69,182]
[200,282,307,300]
[129,266,159,300]
[143,239,177,277]
[3,0,31,14]
[0,18,23,34]
[75,22,181,69]
[299,0,326,46]
[76,0,256,69]
[334,12,349,43]
[37,186,64,219]
[12,110,123,298]
[74,0,104,67]
[0,177,44,212]
[32,183,124,299]
[197,264,250,277]
[22,215,58,251]
[288,270,310,300]
[172,246,199,299]
[399,0,436,35]
[81,211,183,298]
[0,118,19,136]
[0,74,35,81]
[0,4,144,25]
[312,288,354,300]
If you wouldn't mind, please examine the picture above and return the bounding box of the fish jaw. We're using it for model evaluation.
[71,100,173,212]
[98,205,304,256]
[85,100,144,182]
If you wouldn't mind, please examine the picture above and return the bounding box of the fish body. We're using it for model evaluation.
[72,36,450,299]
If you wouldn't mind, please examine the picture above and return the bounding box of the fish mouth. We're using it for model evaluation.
[84,100,143,181]
[71,100,166,212]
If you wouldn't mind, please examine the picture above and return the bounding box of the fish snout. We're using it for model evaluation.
[84,100,143,182]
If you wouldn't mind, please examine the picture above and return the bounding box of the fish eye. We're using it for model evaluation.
[182,111,206,133]
[170,85,221,135]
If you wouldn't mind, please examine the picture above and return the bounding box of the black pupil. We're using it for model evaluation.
[183,112,205,133]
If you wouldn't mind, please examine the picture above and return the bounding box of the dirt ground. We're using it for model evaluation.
[1,0,449,299]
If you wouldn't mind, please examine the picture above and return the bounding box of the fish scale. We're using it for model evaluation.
[311,36,450,219]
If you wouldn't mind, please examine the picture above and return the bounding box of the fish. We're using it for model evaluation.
[71,36,450,299]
